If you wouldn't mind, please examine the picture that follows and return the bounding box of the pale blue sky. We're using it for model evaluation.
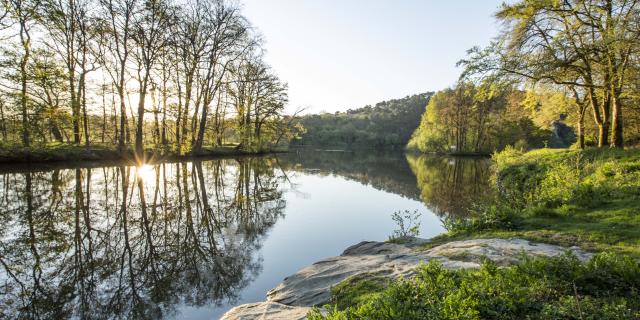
[241,0,505,113]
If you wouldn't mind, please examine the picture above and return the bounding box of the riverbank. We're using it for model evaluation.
[432,147,640,258]
[405,149,492,157]
[222,237,638,319]
[0,143,288,165]
[223,147,640,319]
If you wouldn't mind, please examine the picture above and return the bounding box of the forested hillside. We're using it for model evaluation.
[291,93,432,149]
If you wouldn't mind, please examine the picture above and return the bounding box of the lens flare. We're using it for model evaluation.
[136,164,155,182]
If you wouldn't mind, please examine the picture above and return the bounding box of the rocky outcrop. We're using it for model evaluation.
[221,302,311,320]
[266,241,477,307]
[221,238,592,319]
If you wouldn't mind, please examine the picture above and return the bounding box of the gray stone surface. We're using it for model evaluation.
[221,238,593,319]
[424,238,592,265]
[220,302,311,320]
[266,240,476,307]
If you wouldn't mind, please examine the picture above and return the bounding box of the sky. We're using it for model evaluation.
[241,0,506,114]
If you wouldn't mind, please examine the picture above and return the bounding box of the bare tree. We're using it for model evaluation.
[5,0,41,147]
[97,0,137,149]
[192,0,250,154]
[131,0,175,155]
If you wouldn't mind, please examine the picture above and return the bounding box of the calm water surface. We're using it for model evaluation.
[0,151,492,319]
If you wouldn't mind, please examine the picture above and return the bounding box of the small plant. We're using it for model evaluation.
[388,209,422,242]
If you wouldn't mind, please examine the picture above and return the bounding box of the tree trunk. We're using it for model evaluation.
[19,23,31,147]
[611,93,624,148]
[118,84,127,149]
[161,74,168,145]
[81,73,89,146]
[151,85,160,145]
[51,123,64,143]
[102,85,107,144]
[71,75,80,144]
[588,87,610,148]
[193,99,208,154]
[112,84,118,144]
[180,75,193,150]
[136,75,149,157]
[578,113,585,149]
[176,80,182,153]
[571,88,586,150]
[598,122,610,148]
[0,100,6,141]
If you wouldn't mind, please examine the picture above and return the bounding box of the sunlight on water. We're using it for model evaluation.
[136,164,155,182]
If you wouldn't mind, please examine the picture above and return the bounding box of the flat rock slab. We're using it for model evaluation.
[221,302,311,320]
[266,241,476,307]
[222,238,593,319]
[424,238,592,265]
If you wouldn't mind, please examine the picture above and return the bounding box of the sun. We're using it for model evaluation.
[136,164,155,182]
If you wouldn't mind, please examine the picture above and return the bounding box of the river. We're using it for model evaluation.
[0,150,492,319]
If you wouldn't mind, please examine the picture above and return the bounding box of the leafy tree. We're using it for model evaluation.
[408,81,553,154]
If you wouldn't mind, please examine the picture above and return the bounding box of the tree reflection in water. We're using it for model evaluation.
[278,150,494,220]
[406,155,495,219]
[0,158,287,319]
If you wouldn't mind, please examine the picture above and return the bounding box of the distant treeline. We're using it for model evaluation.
[291,93,432,149]
[407,83,579,154]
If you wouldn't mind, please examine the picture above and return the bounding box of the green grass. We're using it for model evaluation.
[328,273,389,310]
[310,253,640,320]
[426,197,640,258]
[309,147,640,319]
[432,147,640,257]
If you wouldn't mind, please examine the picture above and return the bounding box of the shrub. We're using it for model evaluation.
[329,274,388,310]
[442,202,517,233]
[388,210,422,242]
[308,253,640,320]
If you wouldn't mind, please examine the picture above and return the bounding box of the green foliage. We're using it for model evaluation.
[329,273,389,310]
[407,82,557,154]
[292,93,432,149]
[388,209,421,242]
[494,148,640,209]
[432,148,640,258]
[442,202,517,233]
[308,253,640,320]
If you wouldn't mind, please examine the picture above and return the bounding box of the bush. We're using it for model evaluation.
[442,202,517,233]
[308,253,640,320]
[329,274,389,310]
[388,210,422,242]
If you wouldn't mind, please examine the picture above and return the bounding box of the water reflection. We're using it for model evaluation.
[406,154,494,218]
[0,152,493,319]
[278,150,422,201]
[0,158,287,319]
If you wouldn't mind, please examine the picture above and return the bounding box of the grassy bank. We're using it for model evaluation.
[0,143,288,164]
[433,148,640,257]
[309,148,640,319]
